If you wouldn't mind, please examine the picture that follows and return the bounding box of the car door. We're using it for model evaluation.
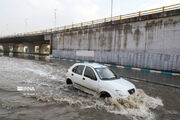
[71,65,85,85]
[82,66,99,92]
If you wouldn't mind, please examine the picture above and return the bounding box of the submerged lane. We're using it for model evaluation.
[0,56,179,120]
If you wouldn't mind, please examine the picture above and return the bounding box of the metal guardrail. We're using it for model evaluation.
[0,3,180,39]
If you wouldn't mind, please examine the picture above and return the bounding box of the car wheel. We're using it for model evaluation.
[66,79,73,85]
[100,91,111,98]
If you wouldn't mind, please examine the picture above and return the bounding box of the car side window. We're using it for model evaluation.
[72,65,85,75]
[84,66,97,80]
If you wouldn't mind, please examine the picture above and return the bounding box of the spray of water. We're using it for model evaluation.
[34,85,163,120]
[0,57,164,120]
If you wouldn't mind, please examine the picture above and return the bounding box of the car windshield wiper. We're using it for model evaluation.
[101,77,116,80]
[112,77,117,79]
[101,78,108,80]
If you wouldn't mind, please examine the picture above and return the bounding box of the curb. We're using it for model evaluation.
[59,58,180,77]
[17,53,49,58]
[126,77,180,89]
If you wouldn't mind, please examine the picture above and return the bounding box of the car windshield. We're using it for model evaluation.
[95,67,118,80]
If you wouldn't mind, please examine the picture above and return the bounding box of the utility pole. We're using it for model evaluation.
[54,9,57,28]
[111,0,113,18]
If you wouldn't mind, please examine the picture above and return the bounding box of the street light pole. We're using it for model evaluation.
[111,0,113,18]
[54,9,57,28]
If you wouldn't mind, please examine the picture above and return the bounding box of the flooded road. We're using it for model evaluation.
[0,56,180,120]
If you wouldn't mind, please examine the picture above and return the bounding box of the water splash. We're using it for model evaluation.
[0,57,164,120]
[34,86,163,120]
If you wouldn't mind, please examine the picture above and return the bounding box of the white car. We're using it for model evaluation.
[66,63,136,99]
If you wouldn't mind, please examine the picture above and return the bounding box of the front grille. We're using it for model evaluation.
[128,88,135,95]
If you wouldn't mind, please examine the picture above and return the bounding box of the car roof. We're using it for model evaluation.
[74,63,107,68]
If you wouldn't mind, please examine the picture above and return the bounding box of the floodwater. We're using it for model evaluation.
[0,56,180,120]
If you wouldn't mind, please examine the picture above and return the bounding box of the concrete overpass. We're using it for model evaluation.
[0,4,180,72]
[0,33,50,55]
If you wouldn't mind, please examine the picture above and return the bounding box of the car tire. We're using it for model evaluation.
[66,79,73,85]
[100,91,111,98]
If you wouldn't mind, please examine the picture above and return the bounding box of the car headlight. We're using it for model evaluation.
[115,90,127,97]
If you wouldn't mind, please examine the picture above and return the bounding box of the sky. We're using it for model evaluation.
[0,0,180,36]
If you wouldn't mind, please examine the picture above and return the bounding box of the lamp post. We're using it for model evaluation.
[111,0,113,18]
[54,9,57,28]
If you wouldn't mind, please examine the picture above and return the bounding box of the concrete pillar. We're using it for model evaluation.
[39,44,43,54]
[12,44,19,56]
[3,44,10,56]
[39,44,49,54]
[17,44,24,53]
[39,44,45,54]
[50,39,52,55]
[25,43,35,54]
[13,44,19,53]
[44,34,52,55]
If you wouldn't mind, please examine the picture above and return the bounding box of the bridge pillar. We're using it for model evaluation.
[44,34,52,55]
[39,44,49,54]
[3,44,10,56]
[12,44,19,56]
[25,43,35,54]
[13,44,19,53]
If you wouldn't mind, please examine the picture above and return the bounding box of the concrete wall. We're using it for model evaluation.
[52,10,180,72]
